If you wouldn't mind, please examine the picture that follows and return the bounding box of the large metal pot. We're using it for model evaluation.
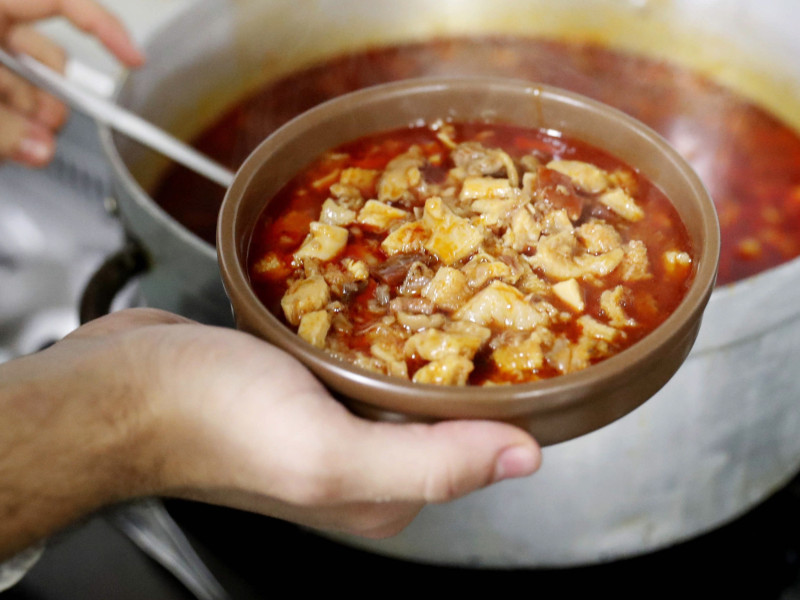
[100,0,800,566]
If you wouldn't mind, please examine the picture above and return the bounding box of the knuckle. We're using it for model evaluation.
[341,505,419,540]
[281,443,346,507]
[421,459,468,504]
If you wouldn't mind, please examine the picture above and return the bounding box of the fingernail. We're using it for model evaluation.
[492,445,540,482]
[15,128,55,167]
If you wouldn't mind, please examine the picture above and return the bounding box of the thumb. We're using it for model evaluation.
[0,103,54,166]
[338,419,541,504]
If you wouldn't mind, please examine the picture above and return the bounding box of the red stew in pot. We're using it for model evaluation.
[246,121,694,386]
[152,37,800,286]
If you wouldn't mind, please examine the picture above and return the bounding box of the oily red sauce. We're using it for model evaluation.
[152,37,800,285]
[247,122,694,385]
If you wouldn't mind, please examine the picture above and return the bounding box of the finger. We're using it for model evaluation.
[179,485,424,539]
[0,65,38,115]
[175,416,539,538]
[0,102,54,165]
[0,0,144,67]
[7,25,66,70]
[6,26,68,129]
[179,349,541,508]
[257,499,425,539]
[325,418,541,504]
[0,62,66,131]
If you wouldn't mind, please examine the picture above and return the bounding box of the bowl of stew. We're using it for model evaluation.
[217,77,720,445]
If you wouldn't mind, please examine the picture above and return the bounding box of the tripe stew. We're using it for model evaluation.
[247,122,694,385]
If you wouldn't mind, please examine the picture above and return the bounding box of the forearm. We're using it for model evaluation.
[0,340,155,560]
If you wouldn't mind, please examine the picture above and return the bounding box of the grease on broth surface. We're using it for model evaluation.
[247,122,694,385]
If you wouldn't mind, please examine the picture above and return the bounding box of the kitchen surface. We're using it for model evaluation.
[3,0,800,597]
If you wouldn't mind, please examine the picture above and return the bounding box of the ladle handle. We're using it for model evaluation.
[0,47,235,188]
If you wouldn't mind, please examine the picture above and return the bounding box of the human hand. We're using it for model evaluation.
[0,308,540,558]
[76,308,542,537]
[0,0,143,166]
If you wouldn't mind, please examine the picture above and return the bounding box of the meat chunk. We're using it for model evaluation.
[329,182,365,211]
[491,331,548,378]
[377,146,424,202]
[356,200,410,231]
[576,220,623,254]
[281,275,331,326]
[451,141,519,186]
[398,261,435,296]
[251,251,290,280]
[454,281,549,330]
[421,267,472,311]
[294,222,349,261]
[395,311,446,332]
[502,207,542,252]
[541,208,575,235]
[546,159,608,194]
[319,198,356,227]
[598,188,644,222]
[619,240,651,281]
[460,177,517,202]
[578,315,619,342]
[470,198,518,228]
[298,310,331,348]
[575,246,625,277]
[535,168,584,220]
[412,355,474,386]
[404,327,486,361]
[547,330,613,374]
[322,260,368,299]
[461,253,515,288]
[381,222,428,256]
[422,196,484,265]
[370,341,409,379]
[371,253,428,287]
[600,285,637,328]
[340,167,379,194]
[528,230,624,280]
[526,231,581,279]
[389,296,435,315]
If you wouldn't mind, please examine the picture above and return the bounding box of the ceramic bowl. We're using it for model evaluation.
[217,77,720,445]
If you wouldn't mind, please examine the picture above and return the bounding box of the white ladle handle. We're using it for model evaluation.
[0,47,235,188]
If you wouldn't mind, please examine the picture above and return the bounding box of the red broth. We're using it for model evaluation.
[246,122,694,385]
[152,37,800,285]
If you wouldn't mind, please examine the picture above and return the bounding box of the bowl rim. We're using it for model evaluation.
[217,76,720,419]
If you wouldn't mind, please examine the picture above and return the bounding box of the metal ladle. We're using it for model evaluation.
[0,47,235,188]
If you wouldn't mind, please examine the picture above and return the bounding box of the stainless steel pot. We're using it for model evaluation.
[99,0,800,566]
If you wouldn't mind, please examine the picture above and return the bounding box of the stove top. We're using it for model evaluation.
[0,113,122,361]
[165,475,800,597]
[7,473,800,599]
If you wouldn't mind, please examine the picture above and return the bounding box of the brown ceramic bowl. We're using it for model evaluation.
[217,77,720,446]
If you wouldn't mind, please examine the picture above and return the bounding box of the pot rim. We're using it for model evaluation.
[98,112,218,262]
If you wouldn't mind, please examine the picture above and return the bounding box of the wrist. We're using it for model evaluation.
[0,334,160,558]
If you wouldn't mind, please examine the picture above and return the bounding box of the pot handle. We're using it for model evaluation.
[79,238,148,324]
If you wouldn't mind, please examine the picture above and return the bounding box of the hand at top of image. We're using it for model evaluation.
[0,0,143,166]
